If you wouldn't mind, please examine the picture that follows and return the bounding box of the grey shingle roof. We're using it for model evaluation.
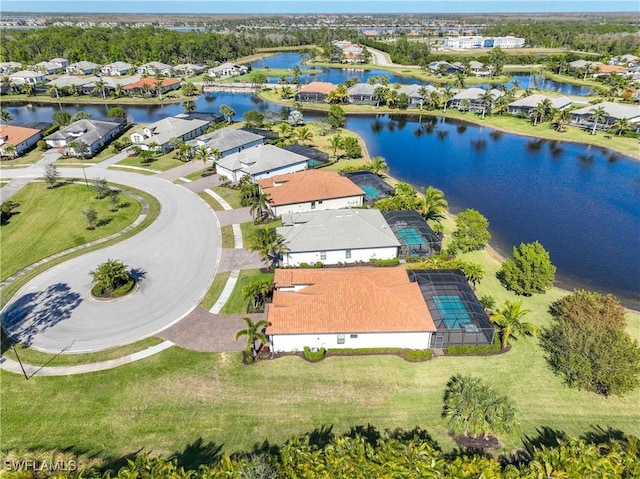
[570,102,640,120]
[48,75,98,88]
[217,144,308,175]
[451,87,503,101]
[45,118,122,145]
[135,117,209,146]
[398,84,436,98]
[189,127,263,152]
[278,209,400,253]
[347,83,376,96]
[508,94,572,109]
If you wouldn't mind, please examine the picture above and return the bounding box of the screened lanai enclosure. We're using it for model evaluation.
[407,269,495,348]
[382,210,441,259]
[342,170,395,204]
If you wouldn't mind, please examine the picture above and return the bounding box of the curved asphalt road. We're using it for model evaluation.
[0,165,220,353]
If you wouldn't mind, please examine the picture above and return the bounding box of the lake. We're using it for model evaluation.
[252,52,594,96]
[3,93,638,307]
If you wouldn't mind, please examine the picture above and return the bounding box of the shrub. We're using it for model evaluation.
[446,342,501,355]
[498,241,556,295]
[549,289,626,330]
[370,258,400,266]
[303,346,326,362]
[37,139,47,150]
[403,349,432,361]
[298,262,323,269]
[452,209,491,252]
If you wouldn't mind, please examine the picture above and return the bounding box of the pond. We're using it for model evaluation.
[252,52,594,96]
[3,94,638,307]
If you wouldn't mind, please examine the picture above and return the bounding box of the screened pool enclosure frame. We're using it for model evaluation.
[342,170,395,204]
[382,210,442,259]
[407,269,495,348]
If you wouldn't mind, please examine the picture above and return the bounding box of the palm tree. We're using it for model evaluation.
[194,145,210,165]
[1,144,16,159]
[235,316,269,359]
[329,133,342,159]
[219,104,236,124]
[429,90,441,111]
[454,71,466,89]
[295,126,313,145]
[93,78,107,99]
[417,86,429,110]
[490,299,540,349]
[385,88,398,108]
[589,106,607,135]
[182,100,196,113]
[441,87,453,112]
[493,95,510,116]
[552,109,572,132]
[369,156,388,175]
[0,108,12,123]
[478,90,495,119]
[277,122,292,138]
[114,83,125,98]
[47,84,60,99]
[90,259,131,293]
[611,117,631,136]
[529,103,546,126]
[249,226,289,268]
[21,83,34,97]
[418,186,448,223]
[248,192,270,222]
[373,86,387,108]
[459,262,484,290]
[68,140,90,159]
[242,279,272,313]
[459,98,471,113]
[154,77,164,98]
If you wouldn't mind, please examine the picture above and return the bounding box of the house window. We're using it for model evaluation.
[350,334,358,339]
[311,201,316,209]
[337,334,345,345]
[320,251,326,260]
[345,250,352,259]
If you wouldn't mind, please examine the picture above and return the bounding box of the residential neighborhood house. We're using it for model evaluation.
[0,124,42,158]
[276,208,400,267]
[137,62,174,77]
[123,77,181,96]
[173,63,205,77]
[507,94,573,116]
[66,61,102,75]
[216,144,309,183]
[266,267,437,352]
[569,102,640,131]
[100,61,134,76]
[257,169,364,216]
[9,70,46,85]
[130,116,210,153]
[187,127,265,159]
[295,81,337,103]
[44,118,125,157]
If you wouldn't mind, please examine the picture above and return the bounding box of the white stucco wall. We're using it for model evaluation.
[251,161,308,182]
[271,195,364,216]
[270,331,432,352]
[282,246,398,267]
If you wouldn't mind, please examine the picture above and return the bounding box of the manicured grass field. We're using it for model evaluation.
[2,321,638,458]
[220,268,274,314]
[116,152,183,172]
[239,219,283,246]
[197,191,223,211]
[199,271,231,311]
[220,225,234,248]
[211,185,243,209]
[0,147,43,166]
[0,182,142,282]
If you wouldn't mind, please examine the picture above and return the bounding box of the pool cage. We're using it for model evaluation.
[342,171,395,204]
[407,269,495,348]
[282,144,331,168]
[382,210,442,259]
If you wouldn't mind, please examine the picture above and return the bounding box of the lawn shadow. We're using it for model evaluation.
[129,268,147,282]
[307,424,334,449]
[500,425,567,466]
[581,425,626,444]
[0,283,82,346]
[170,438,223,470]
[95,218,112,228]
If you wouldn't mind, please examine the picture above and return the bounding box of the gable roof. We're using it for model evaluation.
[508,94,572,109]
[217,144,308,175]
[570,102,640,121]
[48,75,98,88]
[398,84,436,97]
[277,208,400,253]
[134,117,209,145]
[258,169,364,206]
[123,77,180,90]
[297,81,337,94]
[68,61,101,70]
[0,124,41,145]
[451,87,503,101]
[594,64,626,74]
[10,70,45,79]
[347,83,377,96]
[266,267,436,335]
[45,118,123,144]
[190,127,263,152]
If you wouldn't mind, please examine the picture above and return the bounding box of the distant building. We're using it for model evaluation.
[444,36,525,49]
[123,77,181,96]
[44,118,125,157]
[32,61,63,75]
[137,62,174,77]
[9,70,46,85]
[173,63,205,77]
[100,62,134,76]
[66,61,102,75]
[508,94,572,116]
[570,102,640,131]
[295,82,337,103]
[207,63,249,78]
[0,62,22,74]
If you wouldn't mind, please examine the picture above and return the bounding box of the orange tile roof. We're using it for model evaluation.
[0,124,41,146]
[124,77,181,90]
[257,170,364,206]
[266,267,436,335]
[297,81,337,94]
[594,64,626,74]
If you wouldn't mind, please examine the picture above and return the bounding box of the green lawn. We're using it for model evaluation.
[221,225,235,248]
[220,269,274,314]
[0,147,43,166]
[197,191,223,211]
[240,219,283,247]
[1,335,163,367]
[116,151,183,172]
[2,326,638,458]
[183,166,214,181]
[199,271,231,311]
[211,185,243,209]
[0,182,142,282]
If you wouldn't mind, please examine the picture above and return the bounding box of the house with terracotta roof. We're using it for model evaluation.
[592,64,627,77]
[295,82,337,103]
[266,267,437,352]
[124,77,181,96]
[0,124,42,158]
[257,169,364,216]
[277,209,400,267]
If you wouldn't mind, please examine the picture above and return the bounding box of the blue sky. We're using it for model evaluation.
[1,1,638,14]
